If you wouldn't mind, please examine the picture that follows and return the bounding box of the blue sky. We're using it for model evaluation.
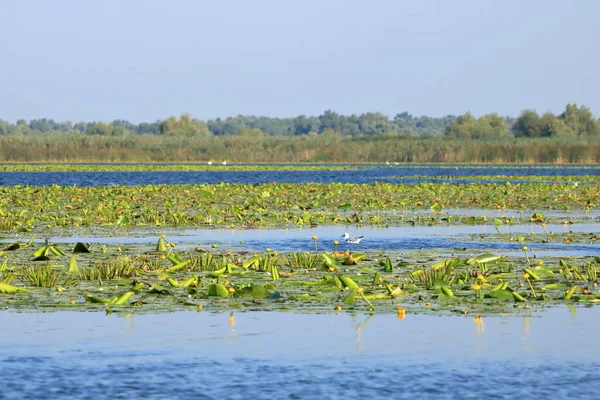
[1,0,597,122]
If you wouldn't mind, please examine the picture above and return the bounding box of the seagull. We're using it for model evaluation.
[341,233,364,244]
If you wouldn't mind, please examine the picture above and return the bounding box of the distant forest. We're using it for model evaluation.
[1,104,598,139]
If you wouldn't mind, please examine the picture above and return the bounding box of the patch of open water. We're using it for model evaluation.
[0,163,598,186]
[1,308,599,399]
[50,223,600,257]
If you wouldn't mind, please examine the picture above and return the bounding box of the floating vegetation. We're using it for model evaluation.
[0,233,599,315]
[0,165,598,316]
[0,180,598,234]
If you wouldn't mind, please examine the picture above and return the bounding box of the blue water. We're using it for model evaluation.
[1,308,599,399]
[0,164,598,186]
[54,223,600,257]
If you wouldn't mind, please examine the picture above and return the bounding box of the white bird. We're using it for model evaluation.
[222,160,227,165]
[341,232,364,244]
[207,160,213,165]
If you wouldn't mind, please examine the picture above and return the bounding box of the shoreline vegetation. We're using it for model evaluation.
[1,104,599,163]
[1,135,599,164]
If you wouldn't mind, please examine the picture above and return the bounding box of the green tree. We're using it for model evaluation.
[160,113,210,136]
[512,110,542,137]
[444,112,478,138]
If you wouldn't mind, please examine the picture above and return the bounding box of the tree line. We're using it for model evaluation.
[0,104,597,138]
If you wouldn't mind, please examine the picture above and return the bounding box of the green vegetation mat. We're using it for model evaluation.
[1,236,598,316]
[1,179,598,315]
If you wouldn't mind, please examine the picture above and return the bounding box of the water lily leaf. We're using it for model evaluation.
[165,259,191,273]
[4,243,20,251]
[402,283,420,292]
[379,257,393,272]
[493,218,504,227]
[85,294,111,304]
[109,291,135,305]
[512,292,526,302]
[438,286,454,300]
[321,252,337,266]
[0,282,28,293]
[166,277,180,287]
[242,256,260,269]
[338,275,359,289]
[156,237,167,252]
[485,289,514,301]
[48,245,66,256]
[73,242,90,253]
[430,203,443,213]
[148,285,171,295]
[468,254,502,265]
[181,276,199,288]
[386,285,403,298]
[67,256,79,274]
[33,246,49,258]
[542,283,567,290]
[207,266,227,278]
[236,284,272,299]
[342,288,357,304]
[531,265,555,277]
[573,296,600,303]
[208,283,229,297]
[564,286,577,300]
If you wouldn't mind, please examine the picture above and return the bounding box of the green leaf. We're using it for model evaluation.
[342,288,357,304]
[430,203,443,213]
[236,284,272,299]
[468,254,502,264]
[109,291,135,305]
[208,283,229,297]
[0,282,28,293]
[485,289,515,301]
[156,237,167,252]
[338,275,359,289]
[67,256,80,274]
[73,242,91,253]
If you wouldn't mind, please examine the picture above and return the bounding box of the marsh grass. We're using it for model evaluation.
[1,134,600,163]
[82,257,139,280]
[410,264,456,289]
[20,266,65,288]
[286,252,323,269]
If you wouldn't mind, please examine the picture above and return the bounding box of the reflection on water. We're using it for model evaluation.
[1,308,600,399]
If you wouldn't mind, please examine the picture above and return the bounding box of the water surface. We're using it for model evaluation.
[1,164,598,186]
[1,308,599,399]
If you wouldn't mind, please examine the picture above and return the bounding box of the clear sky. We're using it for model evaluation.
[1,0,598,123]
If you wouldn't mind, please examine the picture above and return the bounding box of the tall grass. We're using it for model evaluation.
[0,134,598,163]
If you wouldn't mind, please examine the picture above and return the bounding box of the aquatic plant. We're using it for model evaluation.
[20,266,65,288]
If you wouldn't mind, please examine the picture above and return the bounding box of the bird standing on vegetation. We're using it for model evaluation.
[341,233,364,244]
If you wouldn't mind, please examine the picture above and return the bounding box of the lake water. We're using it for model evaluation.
[1,307,599,399]
[56,223,600,257]
[2,164,599,399]
[0,164,598,186]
